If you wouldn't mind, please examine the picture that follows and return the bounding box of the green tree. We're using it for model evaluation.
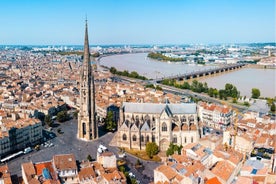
[119,165,125,173]
[110,67,117,74]
[73,110,79,119]
[166,143,183,156]
[87,154,92,161]
[155,85,162,91]
[208,88,214,97]
[244,101,250,107]
[105,111,117,131]
[271,103,276,112]
[225,83,239,98]
[146,142,159,158]
[44,115,53,127]
[213,88,219,98]
[182,81,190,89]
[251,88,261,99]
[203,82,208,93]
[135,159,142,167]
[129,71,139,78]
[145,84,155,89]
[122,70,129,76]
[56,111,69,122]
[219,89,226,100]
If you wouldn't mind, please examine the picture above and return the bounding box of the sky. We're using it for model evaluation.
[0,0,275,45]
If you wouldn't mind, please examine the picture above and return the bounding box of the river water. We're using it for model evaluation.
[100,53,276,98]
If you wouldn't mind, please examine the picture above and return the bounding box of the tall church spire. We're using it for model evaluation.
[78,20,98,140]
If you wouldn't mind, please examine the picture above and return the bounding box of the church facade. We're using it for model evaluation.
[117,102,199,151]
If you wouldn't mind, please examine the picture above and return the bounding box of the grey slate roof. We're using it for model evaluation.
[123,102,196,114]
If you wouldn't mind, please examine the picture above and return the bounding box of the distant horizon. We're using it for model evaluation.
[0,0,275,45]
[1,42,276,47]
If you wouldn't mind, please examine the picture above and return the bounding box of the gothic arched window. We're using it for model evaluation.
[173,136,177,143]
[162,122,167,131]
[141,135,144,142]
[122,134,127,141]
[133,135,137,142]
[152,135,155,142]
[146,135,150,142]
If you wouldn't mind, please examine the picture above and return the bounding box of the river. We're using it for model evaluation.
[100,53,276,98]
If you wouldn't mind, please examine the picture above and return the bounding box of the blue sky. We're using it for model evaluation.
[0,0,275,45]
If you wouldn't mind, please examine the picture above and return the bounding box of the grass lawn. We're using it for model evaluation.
[123,148,161,162]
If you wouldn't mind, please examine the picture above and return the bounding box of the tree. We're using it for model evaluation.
[208,88,214,97]
[105,111,116,131]
[110,67,117,74]
[166,143,183,156]
[87,154,92,161]
[251,88,261,99]
[34,110,45,122]
[155,85,162,91]
[73,110,79,119]
[146,142,159,158]
[225,83,239,98]
[135,159,142,167]
[213,88,219,98]
[44,115,53,127]
[122,70,129,76]
[119,165,125,173]
[244,101,250,107]
[48,107,57,116]
[129,71,139,78]
[56,111,69,122]
[271,103,276,112]
[182,81,190,89]
[219,89,226,100]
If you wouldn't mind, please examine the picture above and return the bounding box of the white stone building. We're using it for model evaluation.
[117,102,199,151]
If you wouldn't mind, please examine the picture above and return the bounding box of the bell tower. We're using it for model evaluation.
[78,20,98,140]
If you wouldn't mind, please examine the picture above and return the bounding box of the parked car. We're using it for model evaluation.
[24,147,32,154]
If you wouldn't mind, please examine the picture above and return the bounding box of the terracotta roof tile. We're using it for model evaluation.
[206,177,222,184]
[53,154,77,171]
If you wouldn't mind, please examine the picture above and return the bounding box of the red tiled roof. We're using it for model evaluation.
[206,177,222,184]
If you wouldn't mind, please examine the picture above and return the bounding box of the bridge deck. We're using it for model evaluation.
[153,63,246,83]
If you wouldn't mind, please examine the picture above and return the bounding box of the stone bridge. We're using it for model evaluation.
[153,63,246,83]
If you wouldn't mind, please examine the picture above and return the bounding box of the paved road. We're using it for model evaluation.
[160,84,249,112]
[106,75,249,112]
[7,119,160,183]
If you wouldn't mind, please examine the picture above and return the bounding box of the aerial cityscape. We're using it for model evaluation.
[0,0,275,184]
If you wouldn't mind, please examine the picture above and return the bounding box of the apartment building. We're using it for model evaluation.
[198,102,233,130]
[0,117,42,157]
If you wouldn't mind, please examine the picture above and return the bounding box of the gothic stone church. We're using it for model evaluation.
[117,102,199,151]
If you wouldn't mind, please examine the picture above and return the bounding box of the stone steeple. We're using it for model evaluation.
[78,20,98,140]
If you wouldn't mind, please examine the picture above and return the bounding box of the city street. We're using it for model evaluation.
[7,119,160,183]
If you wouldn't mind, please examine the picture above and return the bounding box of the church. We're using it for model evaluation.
[77,20,98,141]
[117,102,200,151]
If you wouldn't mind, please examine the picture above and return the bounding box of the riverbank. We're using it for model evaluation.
[99,53,275,98]
[246,64,276,69]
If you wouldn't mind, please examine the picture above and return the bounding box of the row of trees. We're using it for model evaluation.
[148,52,185,62]
[44,110,70,127]
[161,78,276,111]
[110,67,147,80]
[162,79,240,100]
[145,84,163,91]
